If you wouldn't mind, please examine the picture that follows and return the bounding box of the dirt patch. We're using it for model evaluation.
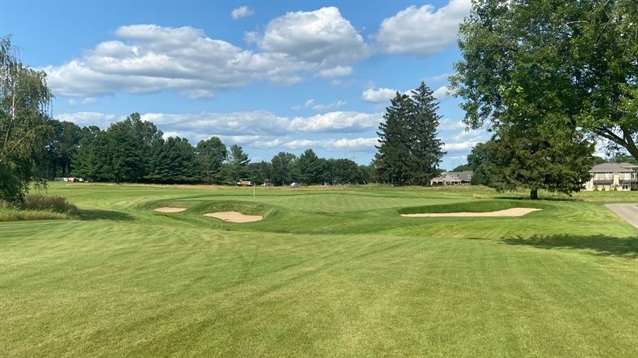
[204,211,263,223]
[154,207,187,213]
[402,208,542,218]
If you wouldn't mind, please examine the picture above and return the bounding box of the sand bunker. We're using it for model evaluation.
[402,208,542,218]
[154,207,187,213]
[204,211,263,223]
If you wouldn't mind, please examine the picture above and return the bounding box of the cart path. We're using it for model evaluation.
[605,204,638,229]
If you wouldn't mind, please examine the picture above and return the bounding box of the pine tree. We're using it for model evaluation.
[405,82,446,185]
[375,81,446,185]
[375,92,412,185]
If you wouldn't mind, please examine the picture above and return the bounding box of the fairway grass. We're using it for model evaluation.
[1,183,637,357]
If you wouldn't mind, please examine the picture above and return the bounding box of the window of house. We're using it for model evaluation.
[622,184,630,190]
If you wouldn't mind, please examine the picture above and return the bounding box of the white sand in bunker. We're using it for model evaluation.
[402,208,542,218]
[204,211,263,223]
[154,207,187,213]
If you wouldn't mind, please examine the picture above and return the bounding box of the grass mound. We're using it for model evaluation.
[0,195,79,221]
[398,199,548,215]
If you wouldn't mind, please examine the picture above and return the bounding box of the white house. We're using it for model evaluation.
[584,162,638,191]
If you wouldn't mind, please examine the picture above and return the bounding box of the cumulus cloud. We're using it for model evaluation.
[58,109,381,136]
[42,9,369,98]
[375,0,471,57]
[361,87,399,103]
[232,6,254,20]
[248,7,370,66]
[288,111,381,132]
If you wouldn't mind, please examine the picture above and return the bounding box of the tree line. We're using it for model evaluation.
[38,113,375,186]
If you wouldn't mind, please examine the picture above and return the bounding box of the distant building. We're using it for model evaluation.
[430,171,473,186]
[236,180,252,186]
[584,162,638,191]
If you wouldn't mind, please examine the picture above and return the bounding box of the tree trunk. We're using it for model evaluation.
[530,188,538,200]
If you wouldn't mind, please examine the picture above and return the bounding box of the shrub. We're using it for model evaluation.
[19,195,79,216]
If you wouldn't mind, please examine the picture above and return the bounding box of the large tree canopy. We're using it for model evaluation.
[0,36,53,203]
[451,0,638,161]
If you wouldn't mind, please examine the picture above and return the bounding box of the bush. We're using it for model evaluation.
[18,195,78,215]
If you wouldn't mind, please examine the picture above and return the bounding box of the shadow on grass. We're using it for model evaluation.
[495,196,581,202]
[78,209,136,221]
[502,234,638,259]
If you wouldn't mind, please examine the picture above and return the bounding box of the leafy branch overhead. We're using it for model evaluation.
[451,0,638,162]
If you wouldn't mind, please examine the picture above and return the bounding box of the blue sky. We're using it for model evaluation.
[1,0,488,169]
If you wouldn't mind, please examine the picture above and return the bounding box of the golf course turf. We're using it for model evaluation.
[1,183,637,357]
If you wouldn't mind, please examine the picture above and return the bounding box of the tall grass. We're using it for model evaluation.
[0,195,78,221]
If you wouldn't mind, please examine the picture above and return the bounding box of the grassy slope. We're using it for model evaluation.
[1,183,637,357]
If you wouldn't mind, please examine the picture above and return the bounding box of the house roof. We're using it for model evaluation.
[431,171,473,183]
[590,162,638,173]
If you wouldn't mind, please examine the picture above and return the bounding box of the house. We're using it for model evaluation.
[430,171,473,186]
[584,162,638,191]
[236,179,252,186]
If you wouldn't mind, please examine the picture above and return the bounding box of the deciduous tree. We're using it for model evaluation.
[0,36,54,202]
[451,0,638,162]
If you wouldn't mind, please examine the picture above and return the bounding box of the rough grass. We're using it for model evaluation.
[397,199,547,215]
[1,183,637,357]
[0,195,78,221]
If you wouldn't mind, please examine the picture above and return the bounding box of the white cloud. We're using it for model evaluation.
[438,118,466,131]
[288,111,381,132]
[292,99,347,111]
[249,7,371,66]
[441,127,489,153]
[42,11,371,98]
[318,65,352,79]
[361,87,399,103]
[443,141,478,152]
[282,137,379,152]
[56,112,119,126]
[231,6,254,20]
[312,100,347,111]
[375,0,471,57]
[433,85,454,101]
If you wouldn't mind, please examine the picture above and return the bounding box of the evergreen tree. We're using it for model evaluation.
[71,126,102,180]
[148,137,198,183]
[405,82,446,185]
[375,81,446,185]
[221,144,250,184]
[296,148,325,185]
[375,92,412,185]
